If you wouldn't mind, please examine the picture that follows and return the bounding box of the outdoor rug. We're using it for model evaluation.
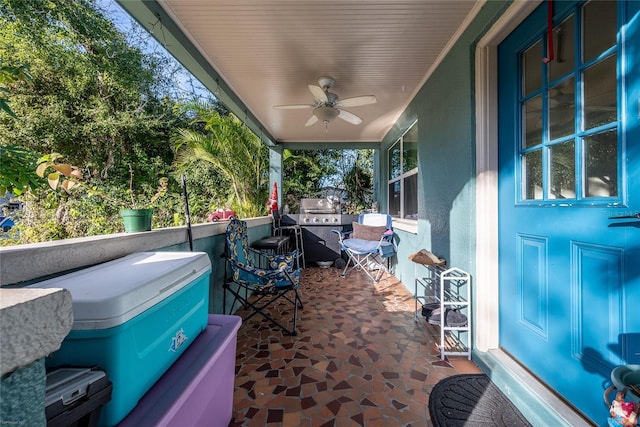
[429,374,532,426]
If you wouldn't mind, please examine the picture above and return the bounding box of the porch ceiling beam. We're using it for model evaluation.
[282,141,380,151]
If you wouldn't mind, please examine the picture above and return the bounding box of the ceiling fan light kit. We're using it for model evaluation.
[274,76,377,127]
[314,105,340,123]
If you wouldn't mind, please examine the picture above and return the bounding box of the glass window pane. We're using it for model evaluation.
[549,15,575,82]
[549,141,575,199]
[388,141,401,180]
[388,181,401,217]
[523,41,542,96]
[584,0,616,62]
[523,150,543,200]
[403,125,418,171]
[549,78,575,140]
[403,173,418,219]
[585,130,617,197]
[524,95,542,148]
[583,55,617,130]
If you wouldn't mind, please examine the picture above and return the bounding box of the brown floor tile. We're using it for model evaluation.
[448,356,483,374]
[228,267,479,426]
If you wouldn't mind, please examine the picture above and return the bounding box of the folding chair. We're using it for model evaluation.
[334,213,396,282]
[223,218,303,336]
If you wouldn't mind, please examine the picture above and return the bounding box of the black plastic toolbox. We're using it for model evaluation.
[45,367,112,427]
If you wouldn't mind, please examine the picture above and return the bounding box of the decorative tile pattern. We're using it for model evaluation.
[230,267,481,426]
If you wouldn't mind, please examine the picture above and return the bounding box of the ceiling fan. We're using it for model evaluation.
[273,77,377,127]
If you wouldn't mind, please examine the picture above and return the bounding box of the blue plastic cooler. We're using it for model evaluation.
[118,314,242,427]
[29,251,212,427]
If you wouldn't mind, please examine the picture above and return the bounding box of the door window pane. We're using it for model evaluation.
[549,16,575,82]
[584,0,616,62]
[515,1,619,204]
[583,55,617,130]
[524,95,542,148]
[523,41,542,96]
[523,150,543,200]
[585,130,617,198]
[548,78,575,140]
[549,141,575,199]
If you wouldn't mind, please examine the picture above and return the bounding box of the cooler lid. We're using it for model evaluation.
[29,252,211,330]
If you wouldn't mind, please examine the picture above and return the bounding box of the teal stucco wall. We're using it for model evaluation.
[0,359,46,426]
[381,1,510,290]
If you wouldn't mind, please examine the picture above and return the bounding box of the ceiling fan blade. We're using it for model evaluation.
[308,85,328,103]
[304,115,319,127]
[336,95,377,108]
[338,109,363,125]
[273,104,314,110]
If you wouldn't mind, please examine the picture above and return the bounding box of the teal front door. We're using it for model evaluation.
[498,1,640,423]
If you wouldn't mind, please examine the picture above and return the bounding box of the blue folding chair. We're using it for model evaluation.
[334,213,396,282]
[223,218,303,336]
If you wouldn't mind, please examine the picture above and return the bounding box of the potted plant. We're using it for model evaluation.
[36,153,168,232]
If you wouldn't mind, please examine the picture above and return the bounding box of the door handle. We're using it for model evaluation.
[608,213,640,220]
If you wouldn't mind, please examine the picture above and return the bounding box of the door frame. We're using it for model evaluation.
[474,0,541,352]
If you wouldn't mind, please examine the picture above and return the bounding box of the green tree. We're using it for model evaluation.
[0,0,201,244]
[0,62,31,118]
[342,150,374,213]
[0,62,41,196]
[282,149,342,211]
[281,149,373,213]
[0,0,180,184]
[173,103,269,218]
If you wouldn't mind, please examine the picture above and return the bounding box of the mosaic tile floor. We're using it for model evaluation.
[229,266,480,427]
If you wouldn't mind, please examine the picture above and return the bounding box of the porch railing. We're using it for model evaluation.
[0,217,273,314]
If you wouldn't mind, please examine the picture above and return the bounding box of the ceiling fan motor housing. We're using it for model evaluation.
[274,76,374,126]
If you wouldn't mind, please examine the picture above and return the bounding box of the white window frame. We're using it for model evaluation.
[387,121,418,220]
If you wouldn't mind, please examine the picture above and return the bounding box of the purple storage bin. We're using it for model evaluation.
[118,314,242,427]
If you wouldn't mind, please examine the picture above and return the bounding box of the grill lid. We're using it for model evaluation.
[299,198,338,214]
[304,209,335,214]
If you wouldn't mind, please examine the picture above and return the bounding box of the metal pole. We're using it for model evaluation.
[181,174,193,251]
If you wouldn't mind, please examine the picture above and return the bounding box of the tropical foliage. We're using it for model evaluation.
[0,0,374,246]
[0,144,42,196]
[0,0,220,244]
[342,150,374,213]
[282,148,373,213]
[36,153,169,208]
[173,103,269,218]
[0,62,31,118]
[0,0,179,183]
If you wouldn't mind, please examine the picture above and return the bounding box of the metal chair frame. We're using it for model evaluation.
[223,218,303,336]
[334,213,396,283]
[272,209,305,269]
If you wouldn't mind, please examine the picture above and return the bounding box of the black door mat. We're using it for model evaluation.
[429,374,532,427]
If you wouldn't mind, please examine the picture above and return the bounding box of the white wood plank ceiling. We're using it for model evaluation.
[160,0,481,143]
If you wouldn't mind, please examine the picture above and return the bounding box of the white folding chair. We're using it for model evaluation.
[334,213,396,282]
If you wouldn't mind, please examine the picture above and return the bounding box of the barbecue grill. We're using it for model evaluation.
[285,198,358,265]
